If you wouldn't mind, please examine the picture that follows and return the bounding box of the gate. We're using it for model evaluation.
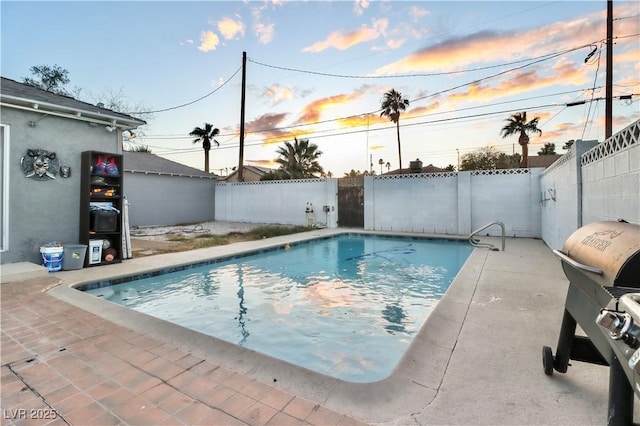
[337,177,364,227]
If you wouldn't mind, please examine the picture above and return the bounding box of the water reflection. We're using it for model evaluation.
[303,278,357,308]
[192,270,220,298]
[234,265,249,344]
[337,238,364,279]
[86,235,473,382]
[382,304,407,334]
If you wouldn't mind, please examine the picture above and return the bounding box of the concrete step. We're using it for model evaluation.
[1,262,50,284]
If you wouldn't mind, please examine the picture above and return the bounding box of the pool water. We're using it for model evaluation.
[84,234,473,382]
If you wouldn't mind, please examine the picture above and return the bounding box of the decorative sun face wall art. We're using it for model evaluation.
[20,149,60,180]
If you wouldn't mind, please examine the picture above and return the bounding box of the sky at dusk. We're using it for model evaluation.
[2,1,639,176]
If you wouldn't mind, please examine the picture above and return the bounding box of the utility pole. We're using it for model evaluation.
[605,0,613,139]
[238,51,247,182]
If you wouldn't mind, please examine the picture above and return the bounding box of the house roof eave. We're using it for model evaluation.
[1,94,146,129]
[0,77,146,129]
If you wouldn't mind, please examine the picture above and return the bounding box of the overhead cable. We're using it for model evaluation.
[142,93,636,153]
[136,87,622,141]
[123,66,242,115]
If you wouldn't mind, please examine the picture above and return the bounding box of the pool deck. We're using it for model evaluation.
[1,228,637,425]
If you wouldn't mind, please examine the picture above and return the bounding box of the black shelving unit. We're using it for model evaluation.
[80,151,124,267]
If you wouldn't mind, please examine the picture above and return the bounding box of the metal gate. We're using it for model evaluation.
[337,177,364,228]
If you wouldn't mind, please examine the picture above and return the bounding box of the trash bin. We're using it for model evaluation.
[62,244,87,270]
[40,244,64,272]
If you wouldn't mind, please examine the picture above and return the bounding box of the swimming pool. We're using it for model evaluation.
[81,234,472,382]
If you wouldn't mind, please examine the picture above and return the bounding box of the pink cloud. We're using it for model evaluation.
[198,31,219,52]
[303,19,388,52]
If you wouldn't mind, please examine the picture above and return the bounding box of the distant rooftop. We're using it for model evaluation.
[124,151,218,178]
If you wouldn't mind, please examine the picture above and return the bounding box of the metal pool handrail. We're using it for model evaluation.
[468,221,505,251]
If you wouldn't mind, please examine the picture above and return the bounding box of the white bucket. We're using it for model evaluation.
[40,246,63,272]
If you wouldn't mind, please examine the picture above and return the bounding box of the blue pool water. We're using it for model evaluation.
[84,234,472,382]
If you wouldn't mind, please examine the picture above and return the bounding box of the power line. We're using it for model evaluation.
[247,40,620,132]
[614,14,640,21]
[135,34,639,154]
[248,47,580,79]
[582,46,604,140]
[408,45,596,105]
[123,66,242,115]
[134,33,638,138]
[124,31,638,125]
[143,92,636,156]
[138,86,609,141]
[136,99,565,150]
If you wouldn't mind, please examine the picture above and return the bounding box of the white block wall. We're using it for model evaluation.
[540,119,639,250]
[125,173,216,227]
[212,120,639,248]
[540,141,598,250]
[469,169,542,238]
[581,128,640,225]
[365,170,542,237]
[364,174,458,234]
[215,179,338,228]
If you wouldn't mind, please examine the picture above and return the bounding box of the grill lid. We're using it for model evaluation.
[561,221,640,288]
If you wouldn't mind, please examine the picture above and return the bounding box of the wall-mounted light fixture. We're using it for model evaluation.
[105,120,117,132]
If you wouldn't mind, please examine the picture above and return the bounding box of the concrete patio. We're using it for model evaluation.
[1,229,637,425]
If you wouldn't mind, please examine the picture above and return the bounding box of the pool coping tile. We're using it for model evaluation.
[40,229,489,423]
[3,229,616,424]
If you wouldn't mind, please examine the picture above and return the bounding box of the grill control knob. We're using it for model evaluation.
[596,310,632,340]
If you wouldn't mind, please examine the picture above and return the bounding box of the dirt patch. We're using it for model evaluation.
[129,222,306,257]
[130,238,179,257]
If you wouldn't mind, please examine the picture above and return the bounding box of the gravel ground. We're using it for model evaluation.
[129,221,288,241]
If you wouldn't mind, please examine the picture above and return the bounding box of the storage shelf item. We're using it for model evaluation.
[80,151,124,267]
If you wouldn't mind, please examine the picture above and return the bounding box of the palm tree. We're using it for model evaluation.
[380,89,410,172]
[189,123,219,173]
[500,112,542,168]
[378,158,384,174]
[537,143,556,155]
[276,138,324,178]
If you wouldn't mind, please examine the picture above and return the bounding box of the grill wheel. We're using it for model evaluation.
[542,346,554,376]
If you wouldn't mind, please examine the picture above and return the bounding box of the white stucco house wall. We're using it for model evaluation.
[0,77,145,265]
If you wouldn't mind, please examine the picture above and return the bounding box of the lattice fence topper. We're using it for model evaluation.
[581,119,639,166]
[216,178,328,186]
[470,168,530,176]
[544,150,574,175]
[374,172,458,180]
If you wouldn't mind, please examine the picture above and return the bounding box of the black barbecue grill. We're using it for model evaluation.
[543,220,640,425]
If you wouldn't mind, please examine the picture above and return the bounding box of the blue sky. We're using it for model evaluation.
[2,1,639,176]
